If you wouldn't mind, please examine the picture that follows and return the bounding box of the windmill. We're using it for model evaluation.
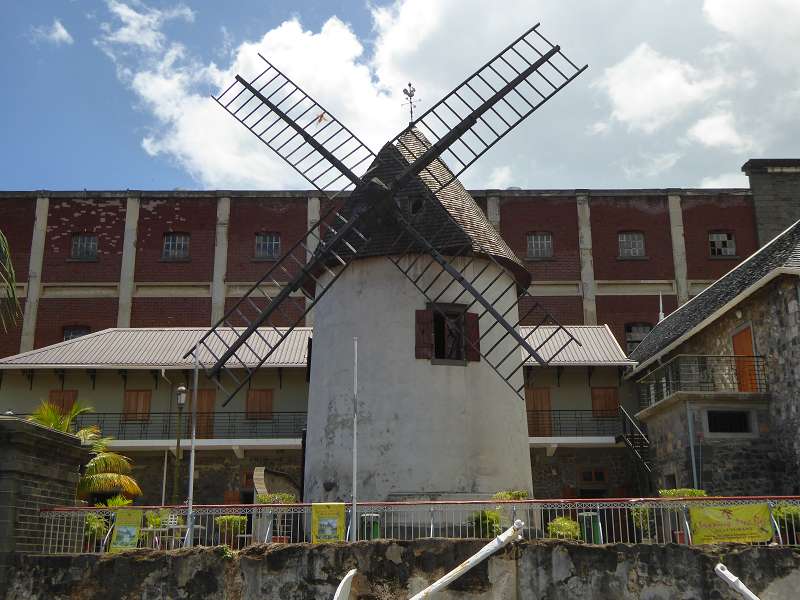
[191,23,587,501]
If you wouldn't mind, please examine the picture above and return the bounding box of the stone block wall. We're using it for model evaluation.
[531,447,638,498]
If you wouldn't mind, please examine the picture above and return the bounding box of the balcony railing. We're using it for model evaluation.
[526,410,621,437]
[72,412,307,440]
[636,354,768,408]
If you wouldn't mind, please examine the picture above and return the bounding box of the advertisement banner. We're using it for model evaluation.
[311,503,346,543]
[109,508,143,553]
[689,504,772,544]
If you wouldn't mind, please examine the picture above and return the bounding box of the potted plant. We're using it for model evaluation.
[772,502,800,544]
[255,492,297,543]
[84,512,109,552]
[214,515,247,548]
[547,516,581,541]
[469,510,502,537]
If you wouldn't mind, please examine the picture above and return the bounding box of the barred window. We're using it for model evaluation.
[255,232,281,260]
[618,231,646,258]
[625,322,652,354]
[162,232,190,260]
[526,232,553,259]
[63,325,90,341]
[709,231,736,257]
[70,233,97,260]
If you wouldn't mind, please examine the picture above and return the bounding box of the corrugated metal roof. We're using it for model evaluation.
[0,328,312,370]
[520,325,635,366]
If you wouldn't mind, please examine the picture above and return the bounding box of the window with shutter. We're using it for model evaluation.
[591,387,619,417]
[246,389,274,419]
[49,390,78,413]
[464,312,480,362]
[123,390,152,421]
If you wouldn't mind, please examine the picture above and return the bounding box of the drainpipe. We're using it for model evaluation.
[686,401,699,489]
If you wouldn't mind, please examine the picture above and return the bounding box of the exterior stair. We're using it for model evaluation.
[617,406,655,494]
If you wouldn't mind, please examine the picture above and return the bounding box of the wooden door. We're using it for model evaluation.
[525,387,552,436]
[591,387,619,417]
[195,389,216,438]
[732,326,756,392]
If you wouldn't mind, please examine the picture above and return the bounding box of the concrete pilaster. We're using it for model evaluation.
[19,196,48,352]
[668,193,689,305]
[487,195,500,230]
[576,192,597,325]
[116,196,140,327]
[305,196,320,326]
[210,197,231,325]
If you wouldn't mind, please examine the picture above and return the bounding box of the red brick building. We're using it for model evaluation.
[2,159,798,358]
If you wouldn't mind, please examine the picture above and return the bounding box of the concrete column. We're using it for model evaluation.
[487,195,500,230]
[305,196,321,326]
[116,196,140,327]
[668,192,690,305]
[19,196,48,352]
[210,197,231,325]
[576,192,597,325]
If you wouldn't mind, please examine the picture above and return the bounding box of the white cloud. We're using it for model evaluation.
[98,0,193,54]
[687,111,758,153]
[587,121,610,136]
[487,166,513,189]
[699,172,749,188]
[594,44,728,133]
[622,152,682,179]
[31,19,74,45]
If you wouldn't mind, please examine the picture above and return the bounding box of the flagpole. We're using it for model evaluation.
[351,337,358,542]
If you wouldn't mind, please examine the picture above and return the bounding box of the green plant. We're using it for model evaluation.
[256,492,297,504]
[658,488,707,498]
[28,401,99,442]
[78,437,142,502]
[470,510,502,537]
[772,502,800,524]
[216,545,237,560]
[215,515,247,546]
[547,517,581,540]
[0,230,20,333]
[84,513,109,540]
[630,505,651,531]
[99,494,133,508]
[492,490,529,501]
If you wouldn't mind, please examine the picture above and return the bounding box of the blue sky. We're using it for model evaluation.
[2,1,800,191]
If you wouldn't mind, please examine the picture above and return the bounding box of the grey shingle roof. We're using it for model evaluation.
[520,325,634,366]
[630,220,800,366]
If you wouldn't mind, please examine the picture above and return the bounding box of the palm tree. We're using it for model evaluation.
[0,229,20,332]
[28,401,99,442]
[78,436,142,502]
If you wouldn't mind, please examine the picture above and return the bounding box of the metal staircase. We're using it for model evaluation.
[618,406,654,494]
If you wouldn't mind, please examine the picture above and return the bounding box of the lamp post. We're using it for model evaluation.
[171,385,187,505]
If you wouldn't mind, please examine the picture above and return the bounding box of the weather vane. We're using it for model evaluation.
[402,82,418,123]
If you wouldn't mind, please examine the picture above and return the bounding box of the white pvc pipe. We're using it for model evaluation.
[184,351,199,546]
[351,337,358,542]
[715,563,761,600]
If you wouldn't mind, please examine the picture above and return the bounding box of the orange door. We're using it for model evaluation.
[195,389,216,438]
[732,327,756,392]
[525,387,552,436]
[591,387,619,417]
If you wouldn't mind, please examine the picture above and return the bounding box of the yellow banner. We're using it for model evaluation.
[109,508,143,553]
[311,503,346,543]
[689,504,772,544]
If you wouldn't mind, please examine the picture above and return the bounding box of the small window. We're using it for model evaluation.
[254,232,281,260]
[709,231,736,257]
[415,306,480,364]
[580,468,607,484]
[526,232,553,259]
[246,389,274,419]
[434,309,465,361]
[707,410,751,433]
[123,390,152,421]
[70,233,97,260]
[618,231,646,258]
[162,232,190,260]
[49,390,77,413]
[625,322,652,353]
[63,326,90,341]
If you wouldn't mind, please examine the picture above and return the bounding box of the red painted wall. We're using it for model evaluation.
[1,198,35,281]
[596,294,678,347]
[130,298,212,328]
[520,296,583,326]
[223,296,305,327]
[34,298,119,348]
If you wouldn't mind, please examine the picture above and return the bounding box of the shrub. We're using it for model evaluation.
[492,490,529,501]
[84,513,109,540]
[547,517,581,540]
[630,506,651,531]
[215,515,247,533]
[773,502,800,524]
[658,488,707,498]
[256,492,297,504]
[470,510,502,537]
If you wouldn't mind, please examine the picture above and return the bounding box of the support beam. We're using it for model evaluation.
[19,196,48,352]
[667,192,690,305]
[576,192,597,325]
[305,196,320,326]
[211,196,231,325]
[117,196,140,327]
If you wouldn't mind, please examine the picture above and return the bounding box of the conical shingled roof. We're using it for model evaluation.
[336,128,530,288]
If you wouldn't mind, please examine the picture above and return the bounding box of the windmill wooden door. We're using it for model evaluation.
[195,389,216,439]
[525,387,552,436]
[732,326,757,392]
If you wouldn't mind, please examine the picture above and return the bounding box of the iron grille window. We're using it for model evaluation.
[70,233,97,260]
[618,231,646,258]
[254,232,281,259]
[162,232,190,260]
[625,322,652,353]
[526,232,553,259]
[707,410,751,433]
[63,326,90,341]
[709,231,736,257]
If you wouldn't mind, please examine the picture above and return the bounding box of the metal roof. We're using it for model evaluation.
[520,325,635,367]
[0,328,312,370]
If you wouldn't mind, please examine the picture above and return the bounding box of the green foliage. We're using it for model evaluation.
[658,488,707,498]
[84,513,109,540]
[630,506,651,531]
[28,401,99,442]
[215,515,247,535]
[216,545,237,560]
[78,438,142,500]
[773,502,800,523]
[98,494,133,508]
[491,490,529,501]
[470,510,502,537]
[256,492,297,504]
[547,517,581,540]
[0,230,20,333]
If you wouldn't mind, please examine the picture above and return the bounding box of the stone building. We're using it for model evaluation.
[628,219,800,495]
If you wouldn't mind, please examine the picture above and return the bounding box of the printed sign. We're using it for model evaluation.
[311,503,346,543]
[109,508,143,553]
[689,504,772,544]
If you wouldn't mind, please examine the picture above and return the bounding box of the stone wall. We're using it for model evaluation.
[531,447,639,497]
[5,540,800,599]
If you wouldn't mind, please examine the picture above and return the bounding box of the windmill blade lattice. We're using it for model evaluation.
[391,24,586,194]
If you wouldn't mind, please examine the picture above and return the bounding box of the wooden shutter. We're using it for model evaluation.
[49,390,77,413]
[465,312,480,362]
[195,389,216,438]
[123,390,151,421]
[246,389,274,419]
[525,387,552,436]
[415,309,434,359]
[732,326,757,392]
[591,387,619,417]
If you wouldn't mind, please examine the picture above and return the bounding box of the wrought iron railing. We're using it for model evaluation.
[526,410,621,437]
[72,412,307,440]
[636,355,768,408]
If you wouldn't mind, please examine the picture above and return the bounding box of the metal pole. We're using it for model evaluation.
[184,352,199,546]
[351,337,358,542]
[160,449,168,506]
[686,401,699,489]
[172,402,183,504]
